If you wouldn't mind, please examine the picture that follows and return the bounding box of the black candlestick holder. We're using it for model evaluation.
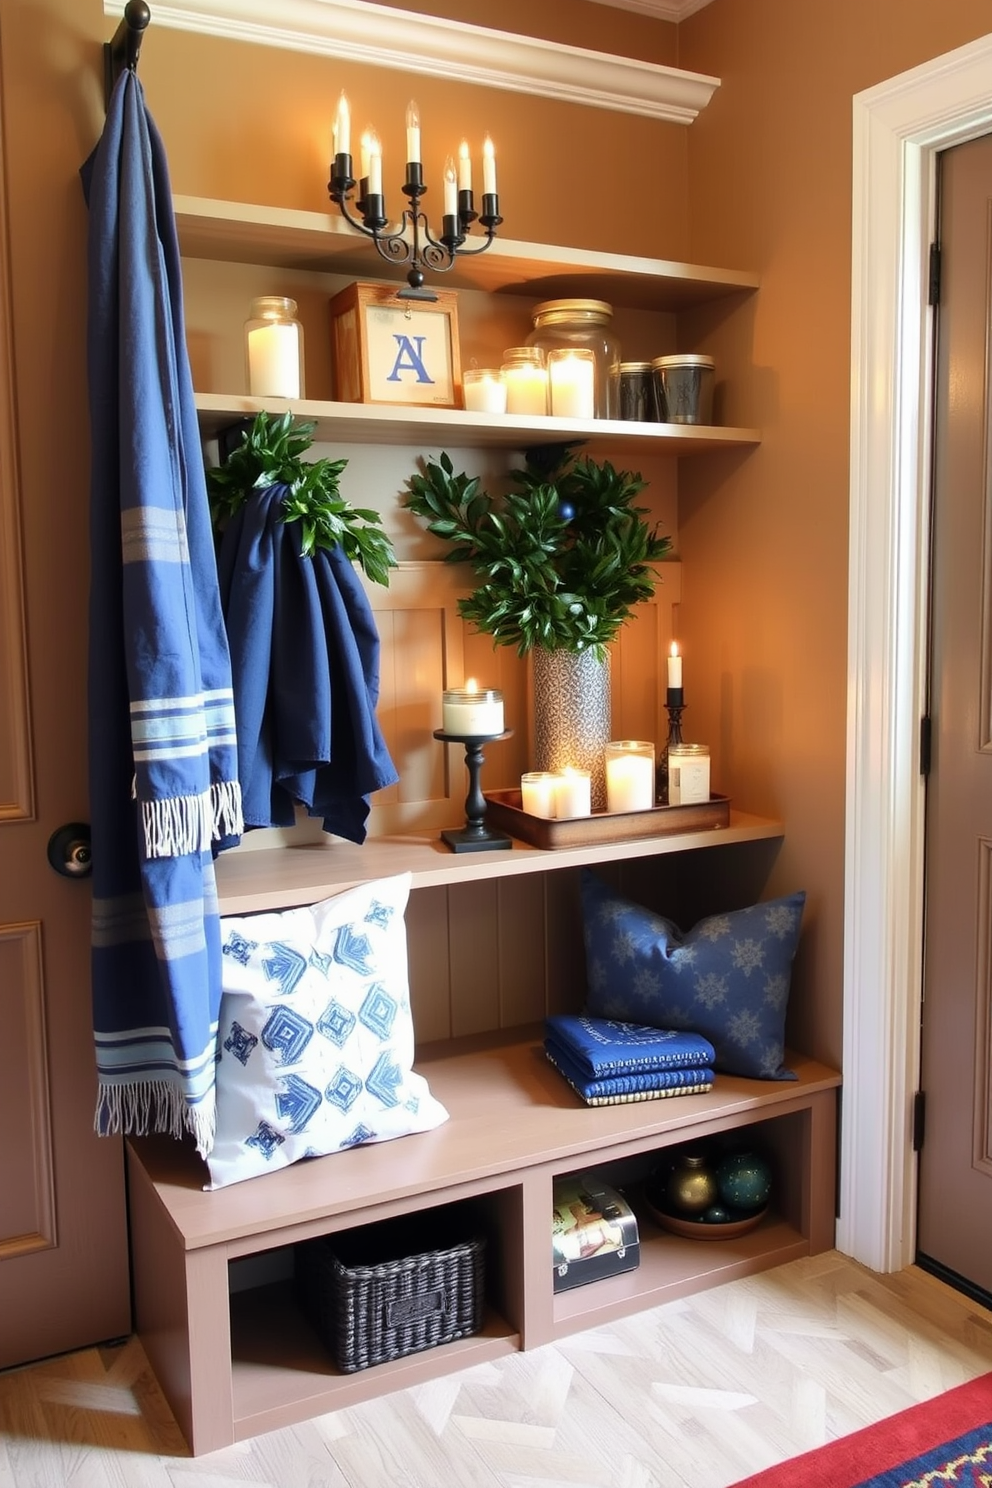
[329,154,502,299]
[656,690,685,805]
[434,729,513,852]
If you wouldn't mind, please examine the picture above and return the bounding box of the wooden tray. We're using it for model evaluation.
[643,1196,768,1240]
[482,789,731,850]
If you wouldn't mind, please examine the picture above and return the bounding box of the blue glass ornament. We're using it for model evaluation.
[715,1149,772,1212]
[557,501,576,522]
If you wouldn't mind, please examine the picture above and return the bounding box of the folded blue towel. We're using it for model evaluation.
[545,1041,714,1106]
[546,1014,716,1078]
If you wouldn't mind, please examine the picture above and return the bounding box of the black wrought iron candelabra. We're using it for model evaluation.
[328,155,502,300]
[656,687,686,805]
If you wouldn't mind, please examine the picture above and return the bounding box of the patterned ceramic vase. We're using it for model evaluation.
[531,646,611,811]
[715,1149,773,1212]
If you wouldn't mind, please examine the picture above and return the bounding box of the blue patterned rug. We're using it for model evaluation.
[732,1371,992,1486]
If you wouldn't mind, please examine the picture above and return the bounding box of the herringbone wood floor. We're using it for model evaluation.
[2,1252,992,1487]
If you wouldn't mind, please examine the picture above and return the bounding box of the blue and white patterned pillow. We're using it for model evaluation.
[206,873,448,1189]
[580,870,806,1081]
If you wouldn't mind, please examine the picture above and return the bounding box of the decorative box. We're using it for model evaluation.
[328,280,462,407]
[552,1174,639,1292]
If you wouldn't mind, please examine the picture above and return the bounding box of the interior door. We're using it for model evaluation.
[0,12,130,1365]
[917,131,992,1299]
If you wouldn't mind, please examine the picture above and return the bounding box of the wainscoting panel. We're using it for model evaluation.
[0,921,55,1257]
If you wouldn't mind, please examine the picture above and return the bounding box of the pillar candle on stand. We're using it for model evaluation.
[441,683,504,736]
[667,641,684,705]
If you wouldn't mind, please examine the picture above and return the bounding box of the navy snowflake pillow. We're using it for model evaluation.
[580,870,805,1081]
[207,873,448,1189]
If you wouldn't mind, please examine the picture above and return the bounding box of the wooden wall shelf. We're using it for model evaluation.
[175,195,759,311]
[213,811,784,915]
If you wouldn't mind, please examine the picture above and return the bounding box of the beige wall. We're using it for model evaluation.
[674,2,992,1066]
[136,22,689,260]
[6,0,992,1110]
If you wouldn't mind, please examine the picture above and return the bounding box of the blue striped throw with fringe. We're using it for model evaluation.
[81,71,243,1156]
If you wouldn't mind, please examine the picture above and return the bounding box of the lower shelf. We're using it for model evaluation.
[551,1210,808,1333]
[230,1283,519,1438]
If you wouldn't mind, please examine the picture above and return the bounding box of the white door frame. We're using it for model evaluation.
[842,31,992,1272]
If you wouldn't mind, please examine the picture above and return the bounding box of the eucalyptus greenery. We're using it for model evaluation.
[206,411,396,587]
[405,445,671,655]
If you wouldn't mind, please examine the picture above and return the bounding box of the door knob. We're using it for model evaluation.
[47,822,93,878]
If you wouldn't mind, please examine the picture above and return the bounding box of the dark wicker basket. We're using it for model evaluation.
[296,1207,486,1373]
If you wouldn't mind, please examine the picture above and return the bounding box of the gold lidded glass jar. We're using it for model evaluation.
[244,295,305,399]
[525,298,621,418]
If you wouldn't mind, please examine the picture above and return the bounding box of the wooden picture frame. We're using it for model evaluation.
[329,281,462,407]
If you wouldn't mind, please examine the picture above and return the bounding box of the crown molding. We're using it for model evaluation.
[110,0,719,124]
[586,0,715,18]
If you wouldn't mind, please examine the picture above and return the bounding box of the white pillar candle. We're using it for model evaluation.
[247,322,301,399]
[668,642,683,689]
[554,767,591,819]
[462,370,507,414]
[605,742,655,813]
[549,348,596,420]
[441,687,504,735]
[520,771,559,817]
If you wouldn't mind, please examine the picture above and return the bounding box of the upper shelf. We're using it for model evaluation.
[213,811,783,916]
[195,392,760,456]
[174,196,760,313]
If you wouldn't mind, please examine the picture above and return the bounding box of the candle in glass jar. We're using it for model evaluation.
[549,348,596,420]
[441,684,504,736]
[521,771,559,817]
[462,368,507,414]
[247,323,301,398]
[554,767,591,819]
[501,348,548,415]
[605,740,655,813]
[668,743,710,805]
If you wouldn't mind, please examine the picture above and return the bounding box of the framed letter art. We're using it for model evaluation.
[329,282,462,408]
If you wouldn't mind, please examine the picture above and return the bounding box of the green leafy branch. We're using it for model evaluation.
[206,411,396,587]
[405,445,671,655]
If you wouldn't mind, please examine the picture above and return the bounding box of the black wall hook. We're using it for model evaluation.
[103,1,151,109]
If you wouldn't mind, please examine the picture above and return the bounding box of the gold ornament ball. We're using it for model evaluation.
[666,1152,718,1214]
